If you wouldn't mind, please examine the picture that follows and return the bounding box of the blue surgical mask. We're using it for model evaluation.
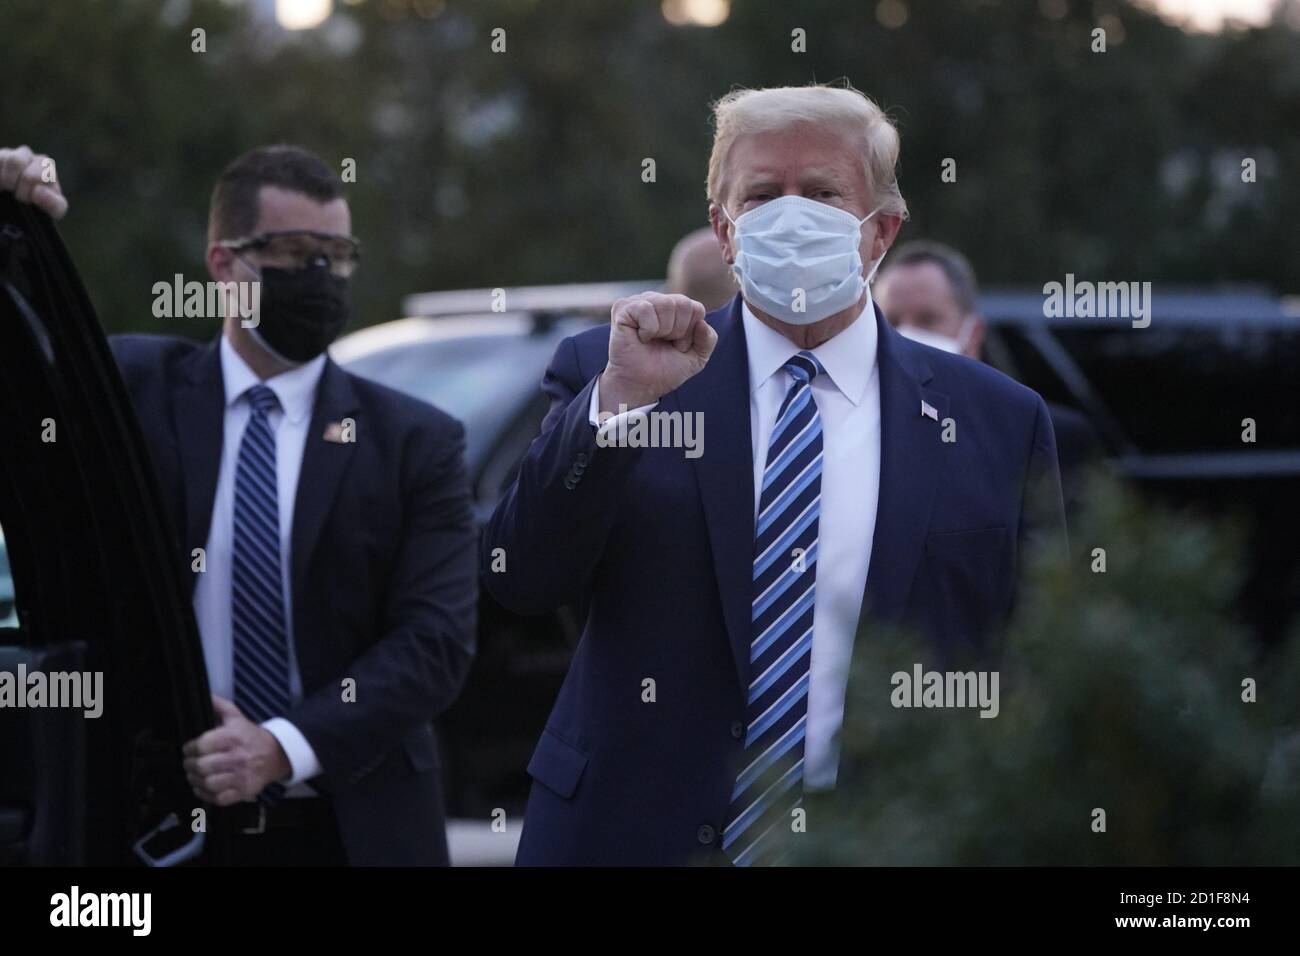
[725,195,883,326]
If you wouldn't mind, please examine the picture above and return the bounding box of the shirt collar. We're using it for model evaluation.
[219,334,326,424]
[740,294,879,407]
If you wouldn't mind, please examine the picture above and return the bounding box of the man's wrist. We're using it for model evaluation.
[257,722,295,785]
[260,717,324,786]
[597,370,660,419]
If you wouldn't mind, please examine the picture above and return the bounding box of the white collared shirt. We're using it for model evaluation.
[191,336,326,790]
[589,297,882,789]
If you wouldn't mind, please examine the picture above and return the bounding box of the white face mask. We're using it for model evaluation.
[896,316,975,355]
[725,195,883,326]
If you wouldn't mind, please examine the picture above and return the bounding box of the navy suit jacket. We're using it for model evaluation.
[111,334,477,865]
[484,295,1065,866]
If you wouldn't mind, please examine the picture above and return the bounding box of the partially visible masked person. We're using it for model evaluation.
[875,240,1102,520]
[0,144,477,865]
[482,84,1067,866]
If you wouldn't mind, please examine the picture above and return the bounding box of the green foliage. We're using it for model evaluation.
[791,476,1300,865]
[2,0,1298,339]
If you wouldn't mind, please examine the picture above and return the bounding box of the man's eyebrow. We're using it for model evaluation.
[733,168,854,192]
[732,174,783,192]
[796,167,855,189]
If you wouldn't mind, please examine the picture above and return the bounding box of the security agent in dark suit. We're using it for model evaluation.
[0,144,477,865]
[875,239,1102,517]
[483,84,1065,866]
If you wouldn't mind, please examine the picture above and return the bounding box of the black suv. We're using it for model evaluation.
[980,288,1300,645]
[1,196,212,865]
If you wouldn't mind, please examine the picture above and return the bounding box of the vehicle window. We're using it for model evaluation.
[1055,326,1300,454]
[985,326,1077,409]
[478,394,549,509]
[342,334,562,464]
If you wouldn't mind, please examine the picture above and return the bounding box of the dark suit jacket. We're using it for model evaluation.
[111,334,477,865]
[483,295,1065,866]
[1045,401,1103,521]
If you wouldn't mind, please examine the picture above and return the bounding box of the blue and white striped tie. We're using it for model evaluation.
[722,351,824,866]
[231,384,291,803]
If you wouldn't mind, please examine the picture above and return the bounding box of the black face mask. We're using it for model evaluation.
[248,262,350,364]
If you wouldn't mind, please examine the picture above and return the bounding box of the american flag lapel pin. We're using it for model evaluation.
[323,421,347,443]
[921,400,938,421]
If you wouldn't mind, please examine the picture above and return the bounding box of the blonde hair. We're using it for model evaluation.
[706,83,908,219]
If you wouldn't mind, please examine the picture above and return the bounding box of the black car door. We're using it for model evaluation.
[0,194,219,865]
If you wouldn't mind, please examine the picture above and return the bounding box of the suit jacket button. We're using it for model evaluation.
[697,824,716,845]
[564,476,577,490]
[730,720,745,740]
[575,453,589,466]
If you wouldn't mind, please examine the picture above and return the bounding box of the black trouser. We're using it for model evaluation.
[224,798,348,866]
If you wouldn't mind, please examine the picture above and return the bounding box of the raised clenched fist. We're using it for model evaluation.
[598,292,717,417]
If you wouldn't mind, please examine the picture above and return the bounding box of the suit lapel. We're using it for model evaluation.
[863,307,948,625]
[290,359,359,598]
[670,296,755,691]
[173,339,225,590]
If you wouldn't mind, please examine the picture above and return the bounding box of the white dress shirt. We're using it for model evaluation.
[191,336,326,791]
[589,297,882,789]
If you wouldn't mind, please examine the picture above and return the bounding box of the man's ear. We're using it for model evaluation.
[868,212,904,262]
[709,203,735,266]
[207,243,251,338]
[207,243,237,283]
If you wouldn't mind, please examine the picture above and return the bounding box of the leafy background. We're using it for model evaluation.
[2,0,1298,338]
[794,476,1300,865]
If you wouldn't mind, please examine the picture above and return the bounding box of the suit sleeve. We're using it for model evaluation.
[285,417,478,785]
[1018,395,1069,569]
[481,334,646,615]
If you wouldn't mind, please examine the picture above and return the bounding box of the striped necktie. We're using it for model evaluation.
[722,350,824,866]
[231,383,291,803]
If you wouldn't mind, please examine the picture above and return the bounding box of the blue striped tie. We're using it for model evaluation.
[722,351,824,866]
[231,384,290,803]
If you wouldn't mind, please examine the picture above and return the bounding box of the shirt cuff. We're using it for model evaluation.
[589,375,659,437]
[261,717,322,786]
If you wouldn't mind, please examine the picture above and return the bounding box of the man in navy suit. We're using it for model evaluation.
[483,84,1065,866]
[1,143,476,865]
